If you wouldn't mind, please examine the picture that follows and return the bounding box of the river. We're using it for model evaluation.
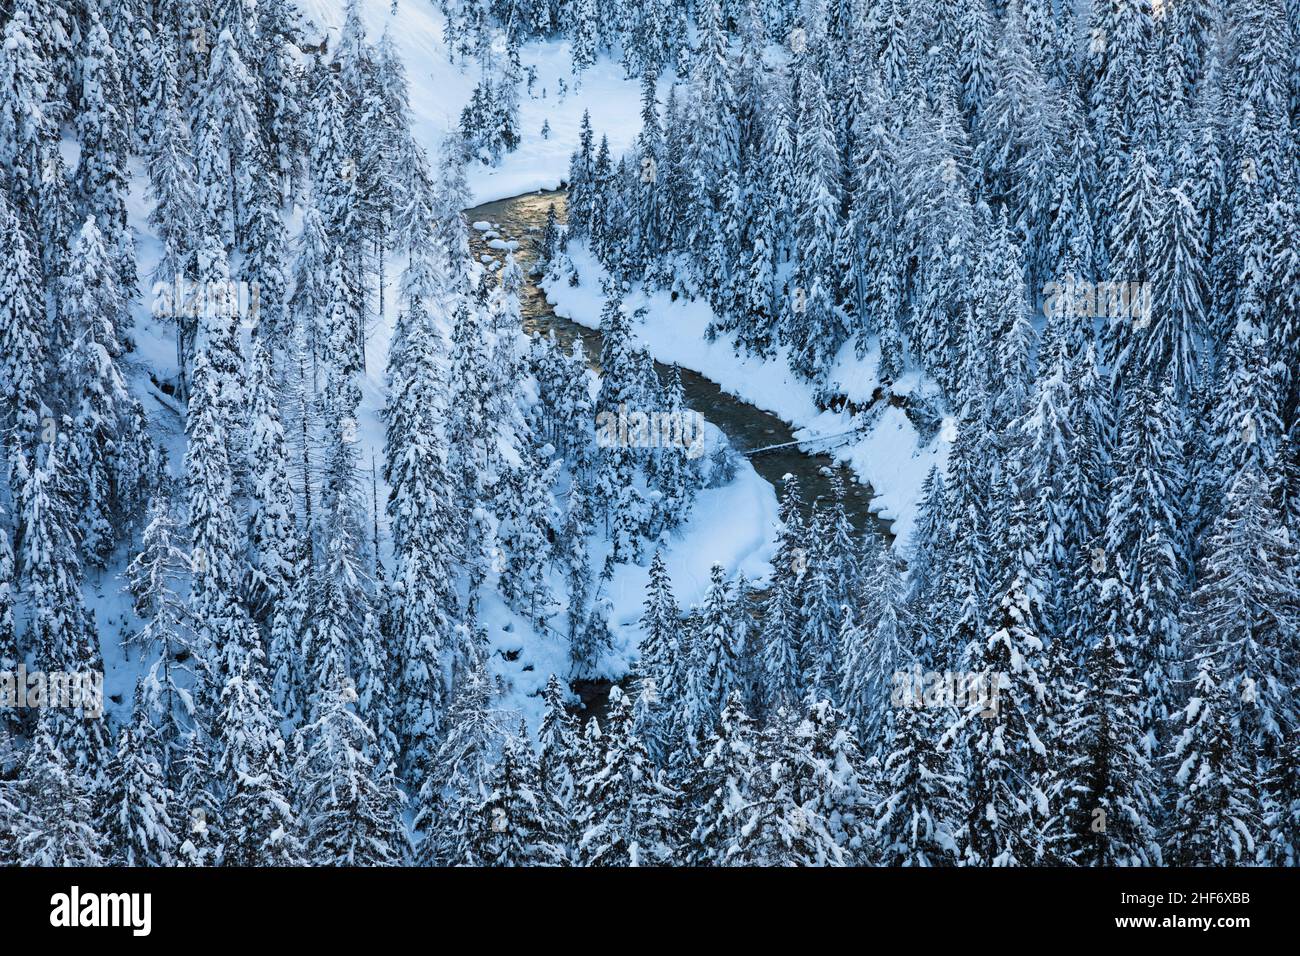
[465,189,892,538]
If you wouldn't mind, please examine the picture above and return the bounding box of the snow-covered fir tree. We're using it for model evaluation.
[0,0,1294,874]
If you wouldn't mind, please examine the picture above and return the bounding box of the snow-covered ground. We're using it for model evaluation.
[297,0,646,205]
[543,241,953,549]
[477,455,779,729]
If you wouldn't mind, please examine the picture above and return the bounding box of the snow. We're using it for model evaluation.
[296,0,645,205]
[478,447,778,731]
[543,241,951,548]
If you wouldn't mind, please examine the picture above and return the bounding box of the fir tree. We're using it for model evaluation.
[1165,655,1261,865]
[213,654,302,866]
[1059,629,1162,866]
[840,534,909,749]
[245,340,301,620]
[958,575,1053,866]
[185,346,245,664]
[876,694,961,867]
[690,692,763,865]
[692,564,742,732]
[63,216,145,564]
[537,674,579,861]
[10,723,105,866]
[294,675,408,866]
[415,655,506,865]
[1102,377,1188,745]
[576,687,676,866]
[760,574,802,719]
[472,722,561,866]
[101,684,179,866]
[1182,458,1298,762]
[0,195,46,461]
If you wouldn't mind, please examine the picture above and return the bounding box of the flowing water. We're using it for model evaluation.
[465,189,893,538]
